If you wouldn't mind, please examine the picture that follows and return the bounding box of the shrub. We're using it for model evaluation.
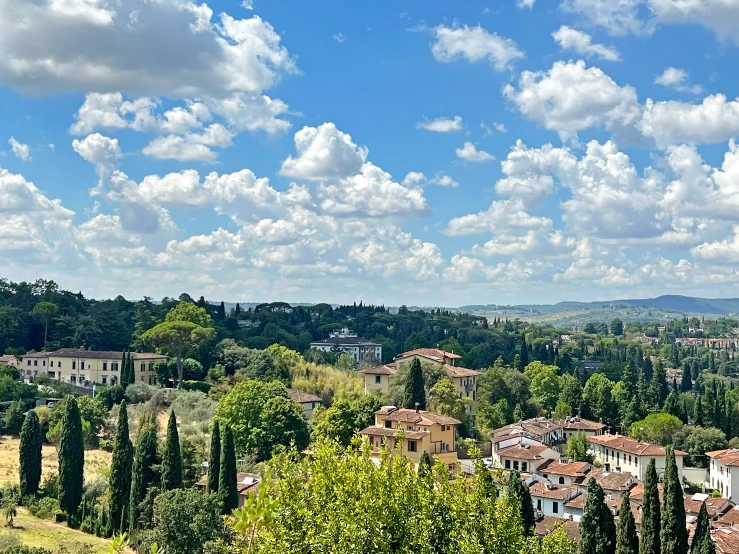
[125,382,159,404]
[183,381,211,394]
[27,497,61,519]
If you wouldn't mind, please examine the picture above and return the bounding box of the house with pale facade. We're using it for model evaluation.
[491,438,560,475]
[529,481,581,519]
[359,365,396,395]
[21,348,166,387]
[360,406,459,468]
[560,416,606,441]
[0,355,19,368]
[707,449,739,501]
[537,459,592,486]
[491,418,566,453]
[310,328,382,369]
[287,389,322,420]
[587,434,684,481]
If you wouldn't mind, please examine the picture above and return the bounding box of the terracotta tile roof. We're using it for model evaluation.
[310,337,381,346]
[564,491,621,513]
[712,528,739,553]
[529,481,581,501]
[397,348,462,361]
[497,443,552,460]
[22,348,166,360]
[683,494,731,518]
[587,434,686,457]
[628,482,663,504]
[21,351,51,358]
[378,407,461,426]
[443,364,482,378]
[591,470,635,492]
[197,472,260,497]
[360,425,429,441]
[0,355,17,363]
[537,460,592,477]
[360,365,396,375]
[707,449,739,467]
[718,506,739,528]
[535,516,581,540]
[491,418,563,439]
[560,417,606,432]
[287,389,322,404]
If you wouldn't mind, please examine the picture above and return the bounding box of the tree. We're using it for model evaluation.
[690,502,715,554]
[108,401,133,534]
[428,378,467,422]
[616,494,639,554]
[673,425,727,468]
[664,391,681,419]
[312,399,359,447]
[161,411,183,491]
[524,362,561,413]
[681,365,692,392]
[254,396,310,462]
[554,401,572,421]
[120,352,129,389]
[660,447,688,554]
[30,302,58,347]
[153,488,223,554]
[629,413,683,446]
[58,396,84,517]
[694,395,704,426]
[207,421,221,494]
[580,477,617,554]
[611,318,624,336]
[567,431,594,463]
[219,425,238,514]
[141,302,216,388]
[508,470,535,536]
[129,422,159,532]
[418,451,432,477]
[19,410,42,497]
[648,361,669,410]
[640,459,660,554]
[403,358,426,410]
[559,373,584,414]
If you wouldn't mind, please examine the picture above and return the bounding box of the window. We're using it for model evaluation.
[81,361,85,369]
[559,476,565,485]
[141,363,145,371]
[149,363,154,370]
[505,460,511,469]
[513,461,519,470]
[103,362,107,371]
[553,502,559,514]
[112,362,118,371]
[42,360,46,366]
[385,421,392,429]
[102,376,107,384]
[50,361,53,368]
[72,361,76,370]
[27,360,30,366]
[537,499,542,510]
[375,375,382,384]
[71,376,76,383]
[49,372,55,378]
[34,360,37,366]
[522,462,528,472]
[408,441,417,453]
[58,362,62,368]
[407,425,413,431]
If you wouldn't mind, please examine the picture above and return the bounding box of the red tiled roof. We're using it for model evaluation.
[560,417,606,432]
[360,365,396,375]
[535,516,581,540]
[497,443,552,460]
[628,482,663,503]
[537,459,591,477]
[707,449,739,467]
[397,348,462,360]
[360,425,429,441]
[377,407,461,426]
[591,470,635,492]
[564,491,621,512]
[287,389,322,404]
[587,434,686,456]
[718,506,739,528]
[491,418,562,439]
[712,528,739,553]
[683,494,731,518]
[529,482,581,501]
[443,364,481,378]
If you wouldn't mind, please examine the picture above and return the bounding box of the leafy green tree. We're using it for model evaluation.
[508,470,535,536]
[611,319,624,336]
[108,401,133,534]
[660,447,688,554]
[58,396,84,517]
[616,494,638,554]
[152,488,223,554]
[3,400,25,435]
[663,391,681,420]
[629,413,683,446]
[312,399,359,447]
[566,431,594,463]
[19,410,42,497]
[580,477,616,554]
[30,302,58,346]
[583,374,617,427]
[524,361,561,413]
[219,425,238,514]
[403,358,426,410]
[418,450,432,477]
[129,422,159,531]
[428,378,468,422]
[673,425,727,468]
[640,459,661,554]
[690,502,715,554]
[141,302,216,388]
[559,373,584,414]
[554,401,572,421]
[254,396,310,462]
[206,421,220,494]
[161,411,183,491]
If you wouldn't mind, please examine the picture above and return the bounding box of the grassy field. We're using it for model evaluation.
[0,436,112,486]
[0,510,131,553]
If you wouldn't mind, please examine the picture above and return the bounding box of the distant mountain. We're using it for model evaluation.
[460,295,739,316]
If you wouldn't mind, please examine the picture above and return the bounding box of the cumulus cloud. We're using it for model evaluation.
[559,0,646,36]
[431,24,524,71]
[552,26,621,61]
[72,133,123,177]
[455,142,495,162]
[654,67,703,94]
[429,174,460,187]
[416,116,463,133]
[8,138,30,161]
[517,0,536,9]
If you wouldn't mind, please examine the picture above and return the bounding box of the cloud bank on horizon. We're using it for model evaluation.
[2,0,739,306]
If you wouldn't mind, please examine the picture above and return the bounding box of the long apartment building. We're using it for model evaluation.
[22,348,167,387]
[586,434,684,482]
[490,416,605,455]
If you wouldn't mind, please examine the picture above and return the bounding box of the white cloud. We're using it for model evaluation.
[430,174,460,187]
[503,60,641,140]
[446,198,552,236]
[72,133,123,177]
[280,123,369,180]
[142,124,234,162]
[402,171,426,187]
[640,94,739,148]
[559,0,645,36]
[0,2,297,96]
[654,67,703,94]
[517,0,536,9]
[8,138,30,161]
[416,116,463,133]
[333,32,346,43]
[431,24,524,71]
[691,227,739,263]
[455,141,495,162]
[649,0,739,44]
[552,26,621,61]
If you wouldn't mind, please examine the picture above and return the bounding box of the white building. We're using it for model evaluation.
[491,437,560,475]
[529,481,581,519]
[587,434,684,482]
[707,449,739,501]
[287,389,323,420]
[310,329,382,369]
[537,459,592,486]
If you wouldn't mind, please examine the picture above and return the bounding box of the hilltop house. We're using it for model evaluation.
[359,365,396,395]
[0,355,19,368]
[310,328,382,369]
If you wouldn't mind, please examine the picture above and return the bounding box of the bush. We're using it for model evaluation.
[40,473,59,500]
[125,382,159,404]
[27,497,61,519]
[183,381,211,394]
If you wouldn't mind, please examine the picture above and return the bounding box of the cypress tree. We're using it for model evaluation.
[19,410,42,497]
[127,353,136,387]
[617,494,639,554]
[403,358,426,410]
[520,337,529,367]
[219,424,239,513]
[418,450,432,478]
[59,396,84,517]
[120,351,129,388]
[108,401,133,534]
[129,422,158,531]
[161,410,183,491]
[682,365,692,392]
[207,421,221,494]
[664,391,680,419]
[690,502,715,554]
[640,459,661,554]
[580,477,617,554]
[508,470,535,536]
[660,447,688,554]
[694,395,704,426]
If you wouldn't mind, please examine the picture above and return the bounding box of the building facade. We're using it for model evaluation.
[587,434,684,481]
[21,348,167,387]
[287,389,323,420]
[310,328,382,368]
[359,365,396,395]
[708,449,739,501]
[0,355,20,367]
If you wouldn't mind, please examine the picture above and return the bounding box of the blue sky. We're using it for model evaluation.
[3,0,739,306]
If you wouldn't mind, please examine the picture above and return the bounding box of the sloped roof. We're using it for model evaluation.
[360,365,396,375]
[707,449,739,467]
[683,494,730,518]
[443,364,481,378]
[587,434,686,456]
[537,459,591,477]
[378,407,461,426]
[497,443,552,460]
[23,348,166,360]
[535,516,581,541]
[397,348,462,360]
[287,389,322,404]
[712,528,739,553]
[628,482,663,503]
[560,417,606,432]
[591,470,635,492]
[529,482,580,501]
[360,426,429,441]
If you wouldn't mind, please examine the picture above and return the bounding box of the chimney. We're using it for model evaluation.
[415,402,420,413]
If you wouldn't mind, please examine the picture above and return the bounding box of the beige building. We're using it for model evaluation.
[287,389,323,420]
[0,355,19,367]
[21,348,166,387]
[360,406,459,468]
[587,434,684,481]
[359,364,396,395]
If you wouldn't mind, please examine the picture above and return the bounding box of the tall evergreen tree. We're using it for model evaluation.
[403,358,426,410]
[690,502,715,554]
[129,422,158,531]
[108,401,133,534]
[640,459,661,554]
[219,424,238,513]
[59,396,84,517]
[19,410,42,497]
[120,351,129,388]
[206,420,221,494]
[508,471,535,536]
[664,390,681,419]
[661,447,688,554]
[648,361,669,409]
[681,365,692,392]
[127,353,137,386]
[161,410,183,491]
[519,336,529,367]
[617,494,639,554]
[580,477,617,554]
[694,395,704,426]
[418,450,432,478]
